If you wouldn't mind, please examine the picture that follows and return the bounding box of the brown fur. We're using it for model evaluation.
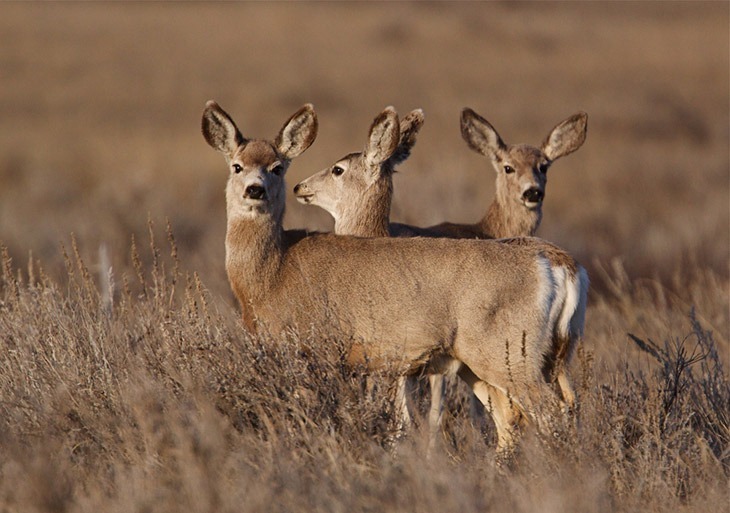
[395,109,587,241]
[203,102,568,449]
[294,106,589,445]
[295,108,423,238]
[386,110,589,400]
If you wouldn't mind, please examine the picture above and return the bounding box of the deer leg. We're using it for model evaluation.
[427,374,445,453]
[556,368,576,410]
[469,394,486,431]
[457,366,523,451]
[394,375,412,433]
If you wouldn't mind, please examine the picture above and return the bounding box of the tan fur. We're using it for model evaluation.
[203,102,567,450]
[390,110,589,401]
[293,108,423,238]
[295,107,589,444]
[393,109,587,239]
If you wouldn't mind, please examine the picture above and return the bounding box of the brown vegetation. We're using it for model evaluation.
[0,229,727,512]
[0,3,727,511]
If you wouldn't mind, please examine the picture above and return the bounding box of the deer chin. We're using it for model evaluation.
[227,199,272,220]
[248,202,269,214]
[295,193,314,205]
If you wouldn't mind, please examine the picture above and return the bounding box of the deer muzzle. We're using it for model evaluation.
[293,182,314,204]
[245,184,267,200]
[522,187,544,206]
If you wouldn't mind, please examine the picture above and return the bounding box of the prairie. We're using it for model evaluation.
[0,3,727,512]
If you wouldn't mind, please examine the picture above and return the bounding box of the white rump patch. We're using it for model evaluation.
[535,255,558,351]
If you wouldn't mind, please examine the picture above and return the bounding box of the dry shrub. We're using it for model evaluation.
[0,228,728,513]
[0,4,727,511]
[0,230,401,512]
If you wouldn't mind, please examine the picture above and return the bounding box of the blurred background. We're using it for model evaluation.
[0,2,727,299]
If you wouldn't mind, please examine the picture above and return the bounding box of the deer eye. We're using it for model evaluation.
[538,163,549,174]
[232,164,243,174]
[332,166,344,177]
[270,164,284,176]
[504,165,515,174]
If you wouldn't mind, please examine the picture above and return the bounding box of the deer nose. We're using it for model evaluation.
[293,183,303,195]
[522,188,544,204]
[245,184,266,200]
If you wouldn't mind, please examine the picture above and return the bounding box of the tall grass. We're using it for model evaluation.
[0,5,726,510]
[0,227,727,512]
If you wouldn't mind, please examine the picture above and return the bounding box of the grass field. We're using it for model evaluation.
[0,3,728,512]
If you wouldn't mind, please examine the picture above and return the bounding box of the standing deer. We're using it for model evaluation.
[295,107,428,432]
[202,100,580,451]
[294,107,588,447]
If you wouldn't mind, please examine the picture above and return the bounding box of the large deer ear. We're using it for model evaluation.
[541,112,587,161]
[387,108,425,168]
[275,104,318,159]
[201,101,246,159]
[364,106,400,168]
[460,108,506,160]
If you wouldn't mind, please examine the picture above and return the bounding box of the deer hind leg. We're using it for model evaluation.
[556,265,588,412]
[548,333,577,411]
[457,366,524,451]
[427,374,445,454]
[393,375,412,433]
[468,393,486,431]
[422,355,462,452]
[556,367,576,410]
[482,384,524,451]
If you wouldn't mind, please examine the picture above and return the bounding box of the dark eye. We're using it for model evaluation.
[332,166,344,176]
[271,164,284,176]
[232,164,242,174]
[539,163,549,174]
[504,165,515,174]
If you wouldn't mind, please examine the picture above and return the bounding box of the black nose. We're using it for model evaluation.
[523,188,544,203]
[245,184,266,200]
[293,183,302,194]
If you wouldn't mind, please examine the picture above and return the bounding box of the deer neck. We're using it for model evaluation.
[480,188,542,239]
[225,214,284,311]
[335,178,392,237]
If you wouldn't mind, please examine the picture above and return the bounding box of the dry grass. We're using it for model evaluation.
[0,2,728,512]
[0,227,727,513]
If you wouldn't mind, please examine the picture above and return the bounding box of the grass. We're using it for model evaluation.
[0,228,727,512]
[0,2,727,511]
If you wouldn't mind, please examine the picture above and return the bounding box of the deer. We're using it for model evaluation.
[294,107,588,448]
[295,107,428,432]
[202,100,582,451]
[391,108,588,239]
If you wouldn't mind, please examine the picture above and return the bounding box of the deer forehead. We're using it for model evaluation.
[499,145,547,169]
[337,152,362,169]
[321,153,363,183]
[232,140,282,169]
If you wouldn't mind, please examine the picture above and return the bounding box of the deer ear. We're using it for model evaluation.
[542,112,587,161]
[364,107,400,168]
[460,108,505,160]
[276,104,318,159]
[202,101,246,159]
[387,109,425,168]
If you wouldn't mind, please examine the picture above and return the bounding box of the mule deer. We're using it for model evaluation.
[392,108,587,239]
[295,107,426,431]
[202,101,578,450]
[295,107,588,445]
[295,107,425,239]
